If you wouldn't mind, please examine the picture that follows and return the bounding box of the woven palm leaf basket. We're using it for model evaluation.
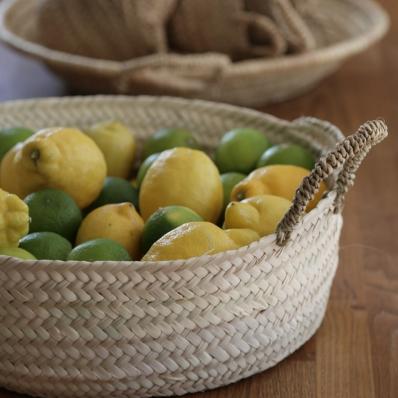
[0,96,388,398]
[0,0,390,106]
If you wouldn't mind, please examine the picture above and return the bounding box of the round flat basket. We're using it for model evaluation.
[0,96,388,398]
[0,0,389,106]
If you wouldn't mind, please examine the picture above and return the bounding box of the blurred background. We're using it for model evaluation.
[0,0,392,111]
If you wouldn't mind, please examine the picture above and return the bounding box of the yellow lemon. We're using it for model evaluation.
[0,143,37,193]
[139,148,223,222]
[0,247,36,260]
[224,194,292,237]
[76,203,144,259]
[0,188,29,248]
[224,228,260,247]
[231,165,326,211]
[86,121,136,178]
[0,127,107,208]
[140,205,203,255]
[142,221,238,261]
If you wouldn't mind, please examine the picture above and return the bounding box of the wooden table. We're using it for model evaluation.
[0,0,397,397]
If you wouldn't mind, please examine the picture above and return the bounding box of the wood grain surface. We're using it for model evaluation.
[0,0,396,397]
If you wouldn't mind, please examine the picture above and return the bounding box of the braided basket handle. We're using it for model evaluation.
[276,119,388,246]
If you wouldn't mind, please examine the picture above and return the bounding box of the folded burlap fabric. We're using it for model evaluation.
[169,0,287,60]
[246,0,316,53]
[291,0,320,14]
[36,0,177,61]
[35,0,318,62]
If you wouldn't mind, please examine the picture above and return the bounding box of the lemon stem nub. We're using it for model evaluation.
[236,192,246,201]
[30,149,40,165]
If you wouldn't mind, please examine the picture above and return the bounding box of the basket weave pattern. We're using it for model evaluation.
[0,97,388,397]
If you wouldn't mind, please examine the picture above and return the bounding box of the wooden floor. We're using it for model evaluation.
[0,0,397,397]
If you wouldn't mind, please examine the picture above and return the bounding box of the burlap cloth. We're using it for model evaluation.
[36,0,178,61]
[35,0,318,61]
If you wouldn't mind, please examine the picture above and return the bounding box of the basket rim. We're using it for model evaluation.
[0,94,344,140]
[0,95,343,271]
[0,0,390,74]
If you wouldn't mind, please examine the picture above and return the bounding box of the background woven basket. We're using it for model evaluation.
[0,0,389,106]
[0,96,388,398]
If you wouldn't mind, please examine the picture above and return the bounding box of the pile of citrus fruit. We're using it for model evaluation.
[0,122,325,262]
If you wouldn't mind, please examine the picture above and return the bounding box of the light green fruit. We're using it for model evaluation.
[19,232,72,261]
[257,143,315,170]
[24,189,82,242]
[215,128,271,174]
[86,177,139,212]
[0,127,34,161]
[142,128,200,160]
[68,239,132,262]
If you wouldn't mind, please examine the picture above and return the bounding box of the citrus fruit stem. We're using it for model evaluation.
[30,149,40,165]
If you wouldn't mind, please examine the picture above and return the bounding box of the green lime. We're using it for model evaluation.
[0,127,34,161]
[141,205,203,254]
[215,128,271,173]
[24,189,82,242]
[68,239,132,262]
[0,247,37,260]
[136,153,160,188]
[257,143,315,170]
[142,128,200,160]
[19,232,72,261]
[87,177,139,212]
[221,172,246,209]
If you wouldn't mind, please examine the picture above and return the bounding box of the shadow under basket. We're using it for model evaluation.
[0,0,390,106]
[0,96,388,397]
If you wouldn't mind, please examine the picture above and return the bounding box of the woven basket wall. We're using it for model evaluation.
[0,0,389,106]
[0,96,388,398]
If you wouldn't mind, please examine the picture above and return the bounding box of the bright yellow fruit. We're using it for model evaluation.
[0,188,29,248]
[0,247,36,260]
[0,144,38,194]
[142,221,238,261]
[139,148,223,222]
[224,228,260,247]
[0,127,107,208]
[86,121,136,178]
[224,194,292,237]
[76,203,144,259]
[231,165,326,211]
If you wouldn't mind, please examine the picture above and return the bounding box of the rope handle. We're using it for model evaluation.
[276,119,388,246]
